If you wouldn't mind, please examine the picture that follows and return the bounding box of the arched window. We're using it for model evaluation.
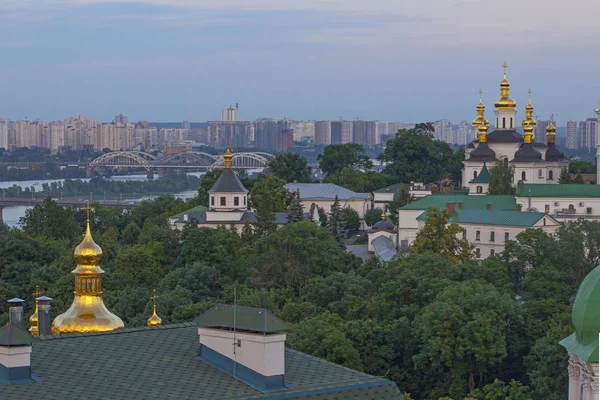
[538,169,543,178]
[502,117,506,128]
[477,186,483,193]
[569,204,575,211]
[549,170,554,180]
[473,171,478,179]
[521,171,526,181]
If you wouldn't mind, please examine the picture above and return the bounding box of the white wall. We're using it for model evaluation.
[0,346,31,368]
[515,196,600,220]
[209,192,247,211]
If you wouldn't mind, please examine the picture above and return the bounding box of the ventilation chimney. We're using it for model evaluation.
[447,202,456,214]
[486,203,492,211]
[7,299,24,329]
[196,304,290,392]
[458,202,463,209]
[36,297,52,337]
[0,322,37,384]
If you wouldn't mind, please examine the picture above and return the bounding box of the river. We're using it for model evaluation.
[0,173,205,227]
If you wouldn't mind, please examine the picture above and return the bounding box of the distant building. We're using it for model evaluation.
[114,114,128,124]
[277,128,294,152]
[434,120,453,143]
[207,121,250,149]
[566,120,578,149]
[0,119,8,149]
[290,121,315,142]
[536,119,554,143]
[182,120,191,130]
[314,121,331,145]
[579,118,597,150]
[221,105,239,122]
[331,121,353,145]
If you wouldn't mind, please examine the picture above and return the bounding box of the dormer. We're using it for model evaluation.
[0,322,38,384]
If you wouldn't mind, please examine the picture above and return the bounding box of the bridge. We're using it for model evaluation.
[0,198,138,224]
[87,151,274,178]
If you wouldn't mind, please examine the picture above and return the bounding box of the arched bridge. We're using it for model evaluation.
[89,151,274,172]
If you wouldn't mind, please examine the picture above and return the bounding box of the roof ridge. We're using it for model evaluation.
[37,322,196,341]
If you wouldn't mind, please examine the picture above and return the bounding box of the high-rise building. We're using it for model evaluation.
[254,119,278,150]
[331,121,352,144]
[221,105,239,122]
[114,114,128,124]
[375,122,389,144]
[182,120,191,130]
[579,118,597,150]
[0,119,9,149]
[566,120,578,149]
[207,121,250,148]
[536,119,554,143]
[290,121,315,142]
[314,121,331,145]
[434,120,453,143]
[456,121,475,146]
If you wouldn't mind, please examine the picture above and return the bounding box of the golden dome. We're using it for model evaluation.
[223,147,233,169]
[478,120,490,143]
[147,289,162,327]
[546,118,557,144]
[522,89,536,134]
[494,63,516,108]
[28,285,40,336]
[51,202,124,335]
[472,90,486,128]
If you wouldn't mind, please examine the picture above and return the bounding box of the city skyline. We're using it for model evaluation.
[0,1,599,123]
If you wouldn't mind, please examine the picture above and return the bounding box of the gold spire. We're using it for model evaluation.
[546,116,556,144]
[29,285,40,336]
[147,289,162,327]
[51,202,124,335]
[472,89,486,129]
[495,62,516,108]
[223,147,233,169]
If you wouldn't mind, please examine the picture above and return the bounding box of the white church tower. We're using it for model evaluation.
[494,62,518,131]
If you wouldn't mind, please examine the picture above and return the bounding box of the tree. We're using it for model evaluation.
[573,170,584,184]
[388,187,414,224]
[568,160,595,174]
[267,153,312,183]
[318,143,372,175]
[317,206,328,227]
[324,168,389,193]
[380,123,462,183]
[328,196,346,246]
[340,207,360,231]
[20,198,80,242]
[364,207,384,227]
[197,169,222,207]
[558,167,571,184]
[250,176,291,237]
[488,161,515,195]
[286,191,305,223]
[410,207,474,263]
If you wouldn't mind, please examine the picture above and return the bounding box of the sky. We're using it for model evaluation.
[0,0,599,124]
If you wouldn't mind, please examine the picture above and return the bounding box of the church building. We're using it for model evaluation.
[463,65,568,192]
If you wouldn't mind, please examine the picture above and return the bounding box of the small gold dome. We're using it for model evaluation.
[472,91,486,128]
[147,308,162,327]
[495,65,516,108]
[74,219,103,265]
[223,147,233,169]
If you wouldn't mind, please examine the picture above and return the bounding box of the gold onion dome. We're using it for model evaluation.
[494,62,517,108]
[51,202,124,335]
[546,119,557,144]
[147,289,162,327]
[522,89,537,135]
[29,285,40,336]
[223,147,233,169]
[472,89,486,128]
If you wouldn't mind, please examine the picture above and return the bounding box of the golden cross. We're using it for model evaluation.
[502,61,508,75]
[478,88,483,101]
[150,288,159,306]
[85,200,91,223]
[32,284,40,299]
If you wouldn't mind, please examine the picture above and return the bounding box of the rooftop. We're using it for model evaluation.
[170,205,208,219]
[515,183,600,198]
[372,236,397,262]
[470,164,490,184]
[373,183,404,194]
[401,194,516,211]
[175,211,289,225]
[209,169,248,193]
[417,209,550,228]
[1,323,401,399]
[195,304,290,333]
[285,183,369,201]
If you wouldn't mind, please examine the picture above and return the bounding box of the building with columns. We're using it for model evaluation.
[462,67,568,189]
[560,265,600,400]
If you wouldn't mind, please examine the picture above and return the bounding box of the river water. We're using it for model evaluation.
[0,173,204,227]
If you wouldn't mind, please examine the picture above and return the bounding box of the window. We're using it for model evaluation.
[521,171,526,181]
[473,171,478,179]
[502,117,506,128]
[504,232,509,242]
[476,186,483,194]
[475,248,481,258]
[244,196,247,206]
[475,230,481,241]
[211,196,214,206]
[543,218,546,226]
[510,117,513,128]
[234,197,239,207]
[490,249,495,256]
[569,204,575,211]
[220,197,226,206]
[462,229,467,240]
[548,170,554,180]
[538,169,543,178]
[490,231,495,242]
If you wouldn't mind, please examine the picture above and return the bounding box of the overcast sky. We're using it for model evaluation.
[0,0,598,124]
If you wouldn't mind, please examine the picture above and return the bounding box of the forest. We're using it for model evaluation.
[0,189,588,400]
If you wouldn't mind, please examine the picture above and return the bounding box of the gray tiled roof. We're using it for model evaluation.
[1,324,402,400]
[177,211,289,225]
[373,183,404,194]
[209,169,248,193]
[285,184,369,201]
[372,236,397,262]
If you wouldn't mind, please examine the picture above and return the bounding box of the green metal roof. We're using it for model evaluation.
[0,323,402,399]
[560,265,600,362]
[416,209,548,227]
[470,164,490,184]
[401,194,516,211]
[170,205,208,218]
[516,183,600,198]
[0,322,36,346]
[195,304,291,333]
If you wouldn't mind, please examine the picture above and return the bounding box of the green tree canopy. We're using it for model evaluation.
[364,207,384,227]
[267,152,312,183]
[318,143,372,175]
[286,191,305,223]
[488,161,515,195]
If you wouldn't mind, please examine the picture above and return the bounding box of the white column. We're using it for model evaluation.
[569,353,582,400]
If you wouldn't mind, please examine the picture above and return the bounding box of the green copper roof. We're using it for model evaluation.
[0,323,401,399]
[516,183,600,198]
[560,265,600,362]
[401,194,516,211]
[195,304,290,333]
[0,322,36,346]
[470,164,491,184]
[416,209,549,227]
[170,205,207,218]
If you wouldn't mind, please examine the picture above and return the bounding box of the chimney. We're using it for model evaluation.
[458,202,463,209]
[447,202,456,214]
[486,203,492,211]
[7,299,24,329]
[196,304,290,392]
[0,322,37,384]
[516,204,522,212]
[36,297,52,336]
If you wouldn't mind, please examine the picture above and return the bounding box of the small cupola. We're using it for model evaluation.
[195,304,290,393]
[0,322,38,384]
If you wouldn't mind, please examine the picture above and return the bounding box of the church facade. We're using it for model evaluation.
[462,66,568,192]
